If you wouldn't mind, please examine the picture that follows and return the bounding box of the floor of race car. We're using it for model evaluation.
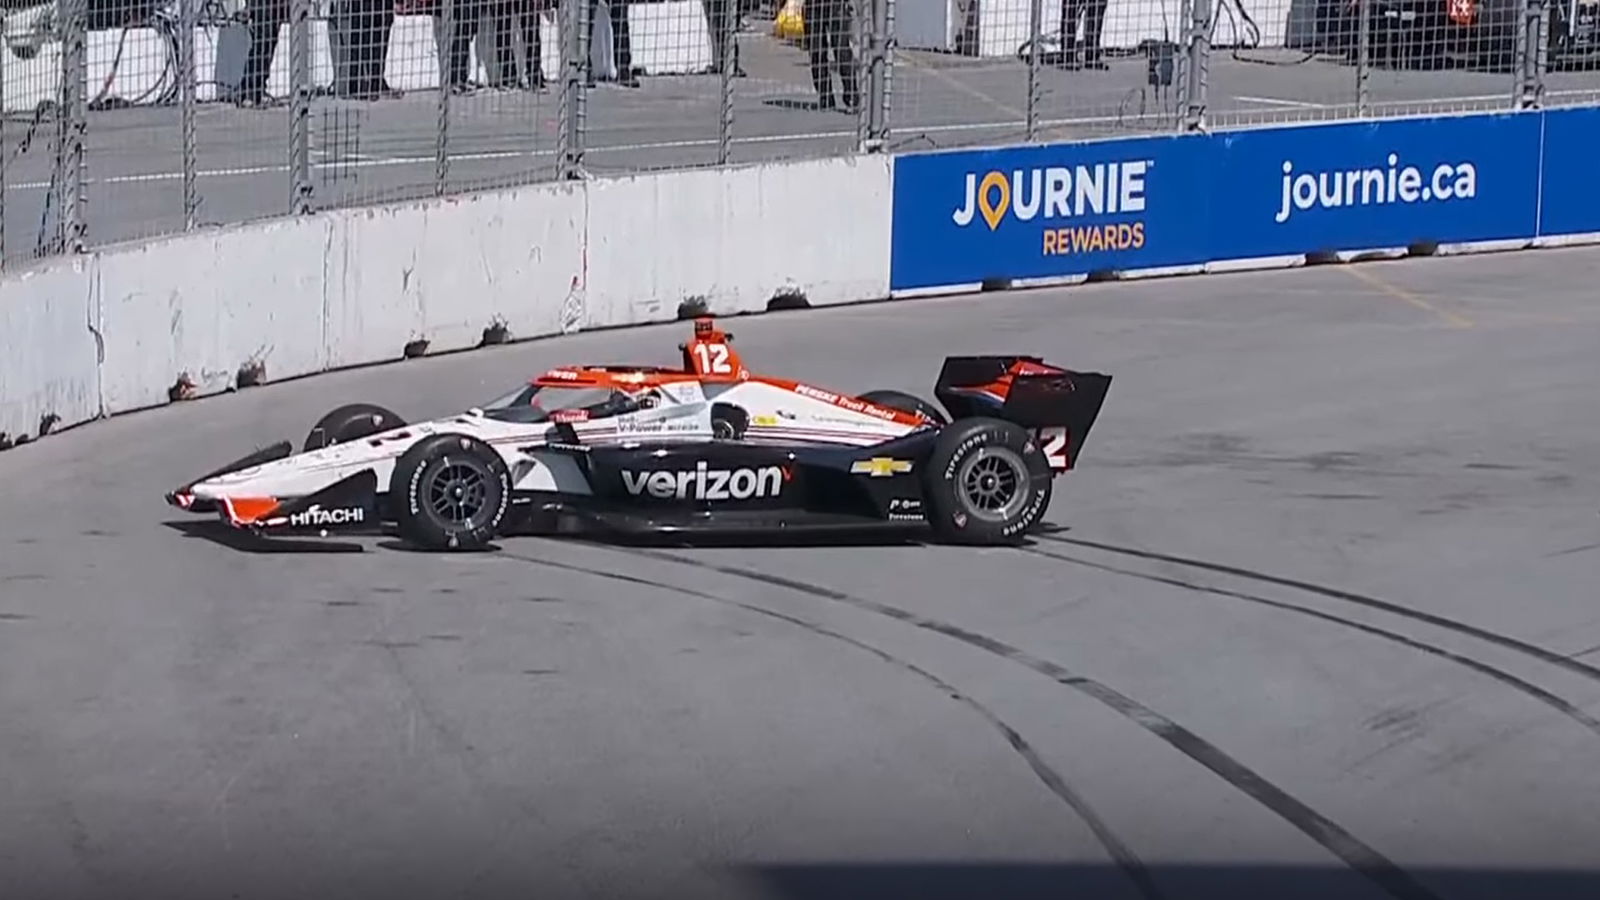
[3,247,1600,900]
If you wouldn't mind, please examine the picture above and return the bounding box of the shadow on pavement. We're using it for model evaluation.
[727,861,1600,900]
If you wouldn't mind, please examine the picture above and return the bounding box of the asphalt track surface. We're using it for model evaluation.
[3,26,1598,262]
[4,246,1600,900]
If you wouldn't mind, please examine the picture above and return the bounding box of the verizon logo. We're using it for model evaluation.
[622,462,786,501]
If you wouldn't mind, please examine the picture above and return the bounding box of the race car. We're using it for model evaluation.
[165,318,1112,550]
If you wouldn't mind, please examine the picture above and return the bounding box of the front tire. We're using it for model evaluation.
[392,433,511,551]
[304,403,407,451]
[922,417,1052,544]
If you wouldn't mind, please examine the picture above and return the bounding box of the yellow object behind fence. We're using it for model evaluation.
[774,0,805,40]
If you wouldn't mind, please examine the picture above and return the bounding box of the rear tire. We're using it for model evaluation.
[391,433,510,551]
[922,417,1052,544]
[304,403,407,451]
[859,389,950,426]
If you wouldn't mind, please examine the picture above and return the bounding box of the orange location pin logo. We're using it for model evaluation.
[977,171,1009,231]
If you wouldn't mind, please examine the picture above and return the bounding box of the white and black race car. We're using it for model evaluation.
[166,318,1112,550]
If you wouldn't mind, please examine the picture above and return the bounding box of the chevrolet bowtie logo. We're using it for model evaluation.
[852,457,913,477]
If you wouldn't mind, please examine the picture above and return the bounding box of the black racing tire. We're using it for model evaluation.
[922,417,1053,545]
[391,433,511,551]
[859,389,950,426]
[304,403,407,451]
[711,402,749,440]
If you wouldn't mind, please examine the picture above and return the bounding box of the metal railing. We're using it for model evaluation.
[2,0,1596,267]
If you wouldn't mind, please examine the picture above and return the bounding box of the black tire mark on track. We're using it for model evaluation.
[1035,534,1600,684]
[597,545,1445,900]
[1018,545,1600,740]
[499,549,1164,900]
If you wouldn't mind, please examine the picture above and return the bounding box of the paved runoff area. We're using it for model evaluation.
[2,25,1598,259]
[3,246,1599,899]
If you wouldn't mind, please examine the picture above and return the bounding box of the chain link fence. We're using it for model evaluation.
[3,0,1596,267]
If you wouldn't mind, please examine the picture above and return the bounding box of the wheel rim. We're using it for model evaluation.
[423,459,493,527]
[955,446,1029,523]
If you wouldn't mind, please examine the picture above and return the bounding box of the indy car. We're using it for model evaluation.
[165,318,1112,550]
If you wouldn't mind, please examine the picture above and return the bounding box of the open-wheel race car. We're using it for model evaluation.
[165,318,1112,550]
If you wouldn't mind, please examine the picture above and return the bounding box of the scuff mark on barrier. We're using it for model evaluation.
[677,296,710,320]
[168,372,198,402]
[560,274,584,334]
[767,284,810,311]
[236,358,267,389]
[480,316,511,347]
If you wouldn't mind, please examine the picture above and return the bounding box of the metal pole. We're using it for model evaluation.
[1180,0,1210,131]
[1518,0,1545,109]
[1,19,7,268]
[179,0,198,229]
[437,0,454,193]
[289,0,312,214]
[853,0,867,149]
[557,0,587,178]
[1356,0,1370,116]
[717,0,732,164]
[1025,0,1042,140]
[61,0,88,252]
[871,0,893,149]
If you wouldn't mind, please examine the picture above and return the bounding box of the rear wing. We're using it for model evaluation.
[934,356,1112,471]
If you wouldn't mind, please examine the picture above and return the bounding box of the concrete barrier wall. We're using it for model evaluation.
[0,257,101,447]
[0,153,894,446]
[4,109,1598,451]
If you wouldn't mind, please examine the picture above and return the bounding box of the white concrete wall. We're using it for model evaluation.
[584,155,893,327]
[0,154,894,445]
[0,256,101,446]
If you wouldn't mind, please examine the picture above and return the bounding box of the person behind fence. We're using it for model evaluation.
[445,0,490,89]
[587,0,638,87]
[239,0,290,106]
[344,0,399,98]
[492,0,546,89]
[701,0,746,76]
[393,0,481,90]
[803,0,857,111]
[1058,0,1109,70]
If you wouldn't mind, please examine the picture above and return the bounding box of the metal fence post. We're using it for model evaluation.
[1025,0,1042,140]
[437,0,454,193]
[853,0,868,149]
[60,0,89,252]
[1518,0,1546,109]
[1180,0,1210,131]
[859,0,892,151]
[1,24,7,268]
[718,0,733,165]
[289,0,313,214]
[557,0,588,179]
[871,0,894,149]
[1356,0,1370,116]
[179,0,199,229]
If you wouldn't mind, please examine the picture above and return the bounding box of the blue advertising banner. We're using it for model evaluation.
[1207,112,1544,260]
[888,134,1215,291]
[888,109,1565,293]
[1537,106,1600,237]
